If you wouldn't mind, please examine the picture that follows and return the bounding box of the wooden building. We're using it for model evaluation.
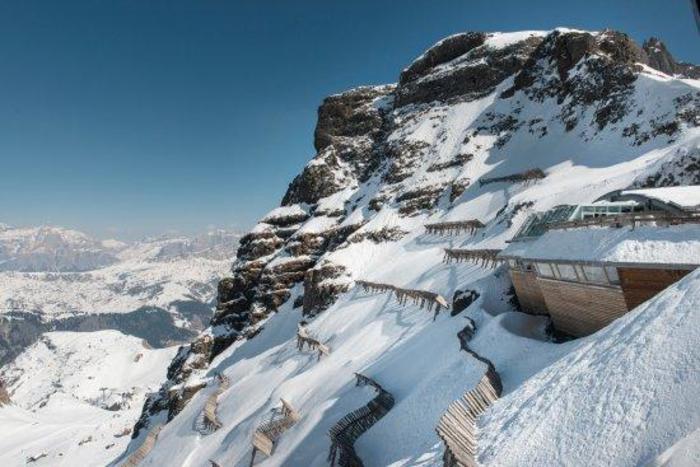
[501,186,700,337]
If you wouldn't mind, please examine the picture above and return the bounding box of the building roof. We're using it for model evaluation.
[620,186,700,211]
[500,224,700,268]
[596,185,700,213]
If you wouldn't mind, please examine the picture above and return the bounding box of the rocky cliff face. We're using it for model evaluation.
[131,28,700,438]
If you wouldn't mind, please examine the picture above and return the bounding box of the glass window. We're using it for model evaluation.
[536,262,554,278]
[605,266,620,284]
[508,259,518,269]
[582,265,607,283]
[556,263,578,281]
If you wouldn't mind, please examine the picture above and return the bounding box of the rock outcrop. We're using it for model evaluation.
[643,37,700,79]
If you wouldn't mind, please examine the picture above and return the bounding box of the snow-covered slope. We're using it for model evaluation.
[0,331,177,466]
[116,29,699,466]
[477,269,700,466]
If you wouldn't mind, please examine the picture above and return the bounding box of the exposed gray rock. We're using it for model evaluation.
[396,33,543,107]
[643,37,700,79]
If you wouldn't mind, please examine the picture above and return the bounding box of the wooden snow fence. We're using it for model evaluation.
[425,220,485,236]
[356,280,449,317]
[194,373,231,435]
[443,249,503,269]
[437,317,503,467]
[120,425,162,467]
[479,168,545,187]
[296,324,331,360]
[328,373,395,467]
[436,367,502,467]
[250,399,301,464]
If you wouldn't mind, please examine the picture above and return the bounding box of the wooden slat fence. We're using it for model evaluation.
[443,249,503,268]
[194,373,231,435]
[425,220,485,236]
[479,168,545,187]
[356,280,449,315]
[328,373,395,467]
[436,318,503,467]
[296,325,331,360]
[120,425,163,467]
[250,399,300,464]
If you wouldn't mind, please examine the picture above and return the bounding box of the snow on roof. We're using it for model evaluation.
[478,269,700,466]
[621,185,700,210]
[501,224,700,266]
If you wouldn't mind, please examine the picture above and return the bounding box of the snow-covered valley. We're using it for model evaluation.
[0,227,240,466]
[0,226,240,364]
[0,331,177,466]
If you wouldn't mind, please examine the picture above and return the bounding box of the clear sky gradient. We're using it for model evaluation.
[1,0,698,239]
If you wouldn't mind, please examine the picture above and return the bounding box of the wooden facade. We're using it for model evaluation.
[537,278,628,336]
[509,269,547,315]
[505,260,696,337]
[618,267,692,310]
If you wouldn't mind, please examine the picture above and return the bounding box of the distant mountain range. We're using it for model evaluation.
[0,224,241,272]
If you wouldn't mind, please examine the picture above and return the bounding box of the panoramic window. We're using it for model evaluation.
[536,262,555,277]
[605,266,620,284]
[556,263,578,281]
[582,265,608,283]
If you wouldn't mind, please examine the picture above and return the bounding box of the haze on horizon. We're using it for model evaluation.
[1,0,698,240]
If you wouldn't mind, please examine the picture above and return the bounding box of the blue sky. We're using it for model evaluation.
[1,0,698,239]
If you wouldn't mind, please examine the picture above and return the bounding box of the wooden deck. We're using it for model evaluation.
[328,374,395,467]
